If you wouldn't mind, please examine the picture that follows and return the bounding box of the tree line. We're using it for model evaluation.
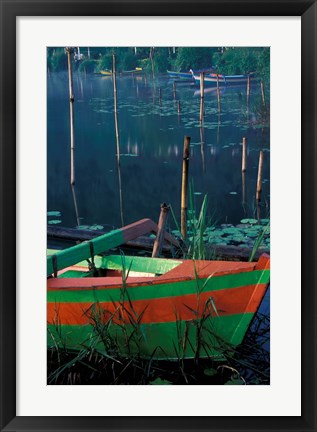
[47,47,269,81]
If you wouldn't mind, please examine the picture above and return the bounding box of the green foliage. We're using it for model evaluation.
[213,47,270,81]
[172,47,215,71]
[47,46,270,82]
[78,59,98,73]
[151,47,171,72]
[48,48,68,72]
[116,49,138,71]
[248,221,270,262]
[96,53,113,72]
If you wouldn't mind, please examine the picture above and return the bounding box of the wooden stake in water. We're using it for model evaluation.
[242,137,247,172]
[178,100,181,113]
[181,136,190,239]
[150,47,155,80]
[199,72,205,123]
[216,74,221,112]
[261,80,266,107]
[66,47,75,185]
[256,150,264,201]
[247,74,251,102]
[152,203,170,258]
[158,87,162,104]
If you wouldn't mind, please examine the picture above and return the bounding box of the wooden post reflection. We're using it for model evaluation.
[256,150,264,201]
[71,184,80,227]
[200,126,206,174]
[113,54,124,226]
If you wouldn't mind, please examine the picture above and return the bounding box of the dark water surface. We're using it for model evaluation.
[47,72,270,229]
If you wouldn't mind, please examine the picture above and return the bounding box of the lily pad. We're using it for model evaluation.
[224,378,245,385]
[149,378,172,385]
[204,368,218,377]
[47,211,61,217]
[88,225,104,231]
[240,218,258,224]
[222,227,239,235]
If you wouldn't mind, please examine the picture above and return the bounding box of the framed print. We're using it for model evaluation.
[0,1,316,431]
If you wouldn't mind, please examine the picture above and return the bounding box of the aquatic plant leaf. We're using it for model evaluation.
[149,378,172,385]
[229,191,238,195]
[224,378,245,385]
[204,368,218,377]
[47,211,61,217]
[76,225,90,230]
[48,219,61,225]
[240,218,258,224]
[89,225,104,230]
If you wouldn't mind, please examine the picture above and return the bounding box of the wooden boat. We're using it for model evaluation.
[99,70,112,76]
[167,68,214,80]
[167,70,194,79]
[47,219,270,360]
[193,72,255,86]
[121,67,144,75]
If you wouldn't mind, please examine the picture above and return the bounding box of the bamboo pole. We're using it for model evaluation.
[242,137,247,172]
[181,136,191,239]
[177,100,181,113]
[260,80,266,107]
[66,47,75,186]
[152,203,170,257]
[216,74,221,112]
[200,72,205,123]
[256,150,264,201]
[150,47,155,80]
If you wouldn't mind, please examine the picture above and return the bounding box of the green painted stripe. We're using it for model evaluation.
[101,255,182,275]
[47,312,254,360]
[47,230,124,276]
[47,269,270,303]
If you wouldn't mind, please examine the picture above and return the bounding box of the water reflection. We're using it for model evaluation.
[47,73,270,228]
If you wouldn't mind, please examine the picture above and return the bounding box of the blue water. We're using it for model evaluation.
[47,72,270,229]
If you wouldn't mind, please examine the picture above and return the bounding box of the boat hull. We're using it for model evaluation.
[193,73,255,86]
[47,254,270,360]
[167,70,193,79]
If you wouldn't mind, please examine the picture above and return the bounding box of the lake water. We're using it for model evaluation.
[47,72,270,230]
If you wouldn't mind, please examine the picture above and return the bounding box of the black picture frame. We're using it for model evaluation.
[0,1,316,431]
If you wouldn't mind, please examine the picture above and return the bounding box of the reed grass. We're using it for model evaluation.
[47,249,269,385]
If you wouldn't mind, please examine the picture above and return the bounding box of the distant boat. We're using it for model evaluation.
[167,68,214,80]
[121,67,144,75]
[99,70,112,76]
[192,71,255,86]
[47,218,270,360]
[167,70,194,79]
